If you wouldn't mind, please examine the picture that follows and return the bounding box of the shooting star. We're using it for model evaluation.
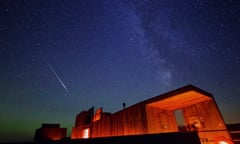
[47,63,69,93]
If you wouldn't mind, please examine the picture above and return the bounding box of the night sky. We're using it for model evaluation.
[1,0,240,142]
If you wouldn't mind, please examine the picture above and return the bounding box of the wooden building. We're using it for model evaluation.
[71,85,232,144]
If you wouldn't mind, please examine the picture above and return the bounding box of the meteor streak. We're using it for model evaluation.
[47,63,69,93]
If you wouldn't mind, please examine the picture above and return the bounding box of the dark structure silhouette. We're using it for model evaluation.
[34,123,67,142]
[227,123,240,144]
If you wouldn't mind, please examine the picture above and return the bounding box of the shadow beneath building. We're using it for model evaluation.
[33,132,200,144]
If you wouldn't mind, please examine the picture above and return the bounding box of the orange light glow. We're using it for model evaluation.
[218,141,228,144]
[147,91,211,110]
[50,136,62,141]
[215,136,233,144]
[83,128,90,139]
[93,107,102,122]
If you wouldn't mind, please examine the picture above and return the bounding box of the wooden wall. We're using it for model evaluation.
[91,103,148,137]
[183,100,227,131]
[146,106,178,134]
[183,100,232,143]
[71,126,84,139]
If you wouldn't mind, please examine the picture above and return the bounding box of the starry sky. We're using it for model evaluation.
[1,0,240,142]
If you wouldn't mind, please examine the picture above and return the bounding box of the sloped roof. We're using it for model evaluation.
[113,85,214,114]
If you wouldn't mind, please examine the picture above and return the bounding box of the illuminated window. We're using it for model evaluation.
[218,141,228,144]
[93,108,102,122]
[83,128,89,139]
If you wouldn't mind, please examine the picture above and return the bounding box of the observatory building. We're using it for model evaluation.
[71,85,232,144]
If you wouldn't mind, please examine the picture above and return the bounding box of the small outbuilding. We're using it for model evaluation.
[34,123,67,141]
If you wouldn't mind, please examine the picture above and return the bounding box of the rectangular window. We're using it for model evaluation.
[83,128,89,139]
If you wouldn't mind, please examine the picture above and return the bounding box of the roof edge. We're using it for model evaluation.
[144,84,213,105]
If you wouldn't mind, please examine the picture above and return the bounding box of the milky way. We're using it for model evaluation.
[0,0,240,142]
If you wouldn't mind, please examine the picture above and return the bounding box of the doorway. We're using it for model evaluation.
[174,109,186,132]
